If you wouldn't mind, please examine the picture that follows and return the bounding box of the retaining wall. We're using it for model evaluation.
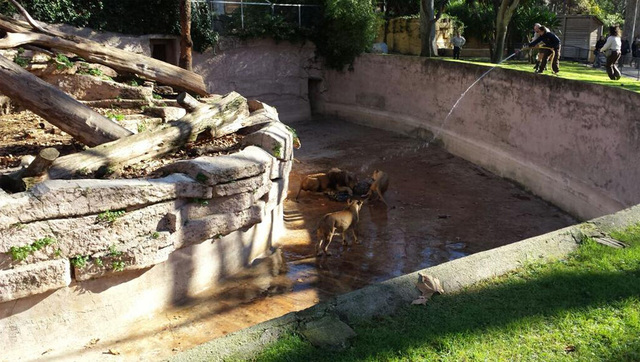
[0,105,294,358]
[318,54,640,220]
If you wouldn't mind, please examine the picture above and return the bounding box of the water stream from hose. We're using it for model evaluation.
[360,52,518,172]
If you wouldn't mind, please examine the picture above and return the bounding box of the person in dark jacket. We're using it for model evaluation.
[593,35,606,68]
[528,25,561,74]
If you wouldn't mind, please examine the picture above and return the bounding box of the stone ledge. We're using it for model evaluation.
[241,121,294,161]
[0,259,71,303]
[157,146,273,186]
[0,174,210,230]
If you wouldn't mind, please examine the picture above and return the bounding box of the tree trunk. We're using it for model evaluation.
[0,147,58,192]
[492,0,520,63]
[179,0,193,71]
[0,15,207,96]
[47,92,272,179]
[0,54,133,146]
[419,0,437,57]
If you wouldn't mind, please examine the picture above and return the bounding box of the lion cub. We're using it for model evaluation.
[365,169,389,206]
[315,199,364,256]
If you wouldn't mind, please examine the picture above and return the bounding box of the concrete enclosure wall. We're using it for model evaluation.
[0,102,294,358]
[318,54,640,220]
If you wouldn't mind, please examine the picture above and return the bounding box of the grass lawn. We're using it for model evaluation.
[251,224,640,361]
[442,57,640,94]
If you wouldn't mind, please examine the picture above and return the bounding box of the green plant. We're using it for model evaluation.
[190,198,209,205]
[106,112,125,122]
[97,209,126,223]
[129,79,139,87]
[152,93,162,100]
[108,244,123,257]
[55,248,62,257]
[8,237,57,261]
[76,167,91,176]
[10,222,25,229]
[312,0,381,70]
[137,121,147,133]
[272,143,282,158]
[151,232,160,239]
[70,255,88,269]
[196,173,208,183]
[111,260,126,272]
[94,257,103,267]
[13,53,29,67]
[54,53,73,70]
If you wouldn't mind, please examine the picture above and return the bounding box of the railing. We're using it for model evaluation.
[194,0,320,33]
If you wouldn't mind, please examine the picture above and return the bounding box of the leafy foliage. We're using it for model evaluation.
[0,0,217,52]
[312,0,382,70]
[510,4,560,42]
[8,237,56,262]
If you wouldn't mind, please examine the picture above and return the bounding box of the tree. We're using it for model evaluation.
[179,0,193,71]
[492,0,520,63]
[420,0,449,57]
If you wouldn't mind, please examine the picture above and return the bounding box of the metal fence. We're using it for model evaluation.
[194,0,320,33]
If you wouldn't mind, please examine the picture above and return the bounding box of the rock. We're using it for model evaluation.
[142,106,187,122]
[212,172,270,197]
[157,146,274,186]
[300,315,357,351]
[0,174,211,229]
[40,74,153,101]
[0,259,71,303]
[241,121,294,161]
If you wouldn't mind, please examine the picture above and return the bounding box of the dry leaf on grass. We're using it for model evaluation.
[412,273,444,305]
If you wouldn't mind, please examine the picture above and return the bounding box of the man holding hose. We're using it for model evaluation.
[526,25,561,75]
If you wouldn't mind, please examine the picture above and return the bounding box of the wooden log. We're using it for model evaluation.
[0,147,59,192]
[47,92,272,179]
[0,54,133,146]
[0,15,208,96]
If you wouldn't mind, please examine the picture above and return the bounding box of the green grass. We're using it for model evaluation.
[443,57,640,94]
[253,224,640,361]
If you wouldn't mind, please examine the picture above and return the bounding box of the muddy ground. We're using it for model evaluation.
[7,116,578,360]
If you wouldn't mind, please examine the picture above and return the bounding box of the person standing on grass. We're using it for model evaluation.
[451,32,466,60]
[600,26,622,80]
[527,25,561,74]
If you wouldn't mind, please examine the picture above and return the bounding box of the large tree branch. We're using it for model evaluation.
[0,15,208,96]
[7,0,50,35]
[0,54,133,146]
[47,92,273,179]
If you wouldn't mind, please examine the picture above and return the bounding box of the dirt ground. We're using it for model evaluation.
[5,115,578,360]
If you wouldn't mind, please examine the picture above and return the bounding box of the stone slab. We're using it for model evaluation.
[0,200,183,262]
[212,172,270,197]
[157,146,274,186]
[182,181,272,220]
[300,315,357,351]
[0,174,209,230]
[0,259,71,303]
[241,120,294,161]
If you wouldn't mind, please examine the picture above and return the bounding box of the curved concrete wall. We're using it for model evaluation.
[319,54,640,220]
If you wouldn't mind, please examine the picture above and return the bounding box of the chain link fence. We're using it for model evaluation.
[194,0,320,34]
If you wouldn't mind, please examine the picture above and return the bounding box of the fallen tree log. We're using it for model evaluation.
[0,54,133,146]
[0,15,208,96]
[0,147,58,192]
[47,92,272,179]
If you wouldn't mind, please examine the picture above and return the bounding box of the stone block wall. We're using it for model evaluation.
[0,116,293,304]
